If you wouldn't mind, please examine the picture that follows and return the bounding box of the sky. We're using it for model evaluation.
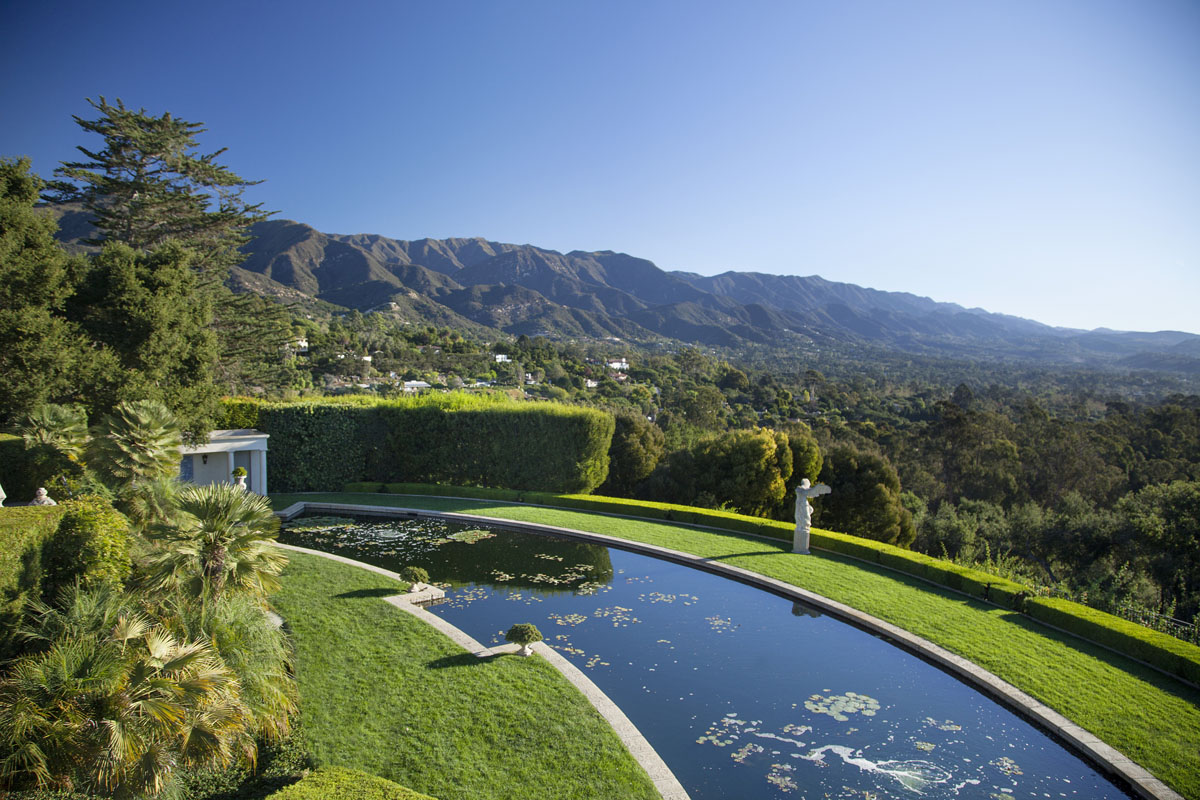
[2,0,1197,334]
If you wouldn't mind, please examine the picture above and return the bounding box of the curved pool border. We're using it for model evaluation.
[277,500,1179,800]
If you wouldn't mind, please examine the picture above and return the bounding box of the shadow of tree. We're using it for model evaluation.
[425,652,495,669]
[334,587,400,600]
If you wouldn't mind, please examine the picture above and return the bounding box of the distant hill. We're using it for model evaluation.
[46,208,1200,373]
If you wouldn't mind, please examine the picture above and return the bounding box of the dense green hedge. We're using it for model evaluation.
[0,505,66,656]
[338,484,1200,685]
[245,395,613,494]
[265,767,438,800]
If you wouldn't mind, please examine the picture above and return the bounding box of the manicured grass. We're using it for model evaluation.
[272,551,659,800]
[274,492,1200,799]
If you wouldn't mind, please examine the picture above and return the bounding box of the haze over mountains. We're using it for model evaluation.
[230,219,1199,373]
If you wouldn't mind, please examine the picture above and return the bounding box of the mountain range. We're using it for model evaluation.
[231,219,1200,372]
[47,207,1200,373]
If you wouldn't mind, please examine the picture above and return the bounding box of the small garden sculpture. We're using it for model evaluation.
[400,565,430,593]
[30,487,57,506]
[793,478,831,554]
[232,466,248,490]
[505,623,543,657]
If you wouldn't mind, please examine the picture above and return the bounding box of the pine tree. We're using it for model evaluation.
[48,97,268,271]
[48,98,291,395]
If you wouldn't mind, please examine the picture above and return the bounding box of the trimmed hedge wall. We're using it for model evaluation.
[246,395,613,494]
[265,767,438,800]
[338,483,1200,686]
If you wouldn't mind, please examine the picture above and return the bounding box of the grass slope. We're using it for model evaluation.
[274,492,1200,799]
[272,551,659,800]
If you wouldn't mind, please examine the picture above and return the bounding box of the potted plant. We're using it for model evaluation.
[400,565,430,592]
[505,623,543,657]
[231,466,247,490]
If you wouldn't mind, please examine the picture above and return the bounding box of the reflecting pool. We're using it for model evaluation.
[281,514,1132,800]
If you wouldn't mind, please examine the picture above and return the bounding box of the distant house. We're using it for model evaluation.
[290,338,309,354]
[402,380,432,392]
[179,430,269,494]
[607,358,629,371]
[494,354,511,363]
[585,379,599,389]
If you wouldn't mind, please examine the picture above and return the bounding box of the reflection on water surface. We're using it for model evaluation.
[282,515,1132,800]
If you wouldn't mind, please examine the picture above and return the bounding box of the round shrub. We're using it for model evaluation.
[44,495,131,593]
[505,623,543,647]
[400,566,430,586]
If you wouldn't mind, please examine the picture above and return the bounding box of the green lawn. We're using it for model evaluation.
[272,550,659,800]
[274,492,1200,799]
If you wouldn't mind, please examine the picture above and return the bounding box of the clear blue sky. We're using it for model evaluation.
[3,0,1197,334]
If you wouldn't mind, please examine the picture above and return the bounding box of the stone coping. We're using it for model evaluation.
[275,501,1177,800]
[272,539,690,800]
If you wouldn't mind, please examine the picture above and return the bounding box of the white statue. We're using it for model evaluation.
[0,482,6,507]
[30,487,57,506]
[793,478,830,554]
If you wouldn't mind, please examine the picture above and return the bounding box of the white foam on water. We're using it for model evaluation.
[799,745,953,794]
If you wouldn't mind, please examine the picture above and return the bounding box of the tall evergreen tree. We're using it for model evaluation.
[69,243,220,435]
[0,159,92,426]
[48,97,268,268]
[48,98,291,395]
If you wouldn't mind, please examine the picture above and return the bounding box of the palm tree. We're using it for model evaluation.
[0,585,254,797]
[87,399,184,530]
[17,403,92,497]
[18,403,89,463]
[143,483,287,601]
[158,592,297,742]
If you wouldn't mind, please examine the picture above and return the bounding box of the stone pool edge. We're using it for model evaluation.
[277,500,1181,800]
[271,538,691,800]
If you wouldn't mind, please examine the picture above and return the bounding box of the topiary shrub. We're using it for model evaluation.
[400,566,430,590]
[505,622,544,656]
[43,495,131,594]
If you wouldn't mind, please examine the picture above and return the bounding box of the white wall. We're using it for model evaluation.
[191,452,234,487]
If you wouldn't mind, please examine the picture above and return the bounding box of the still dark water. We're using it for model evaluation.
[281,514,1131,800]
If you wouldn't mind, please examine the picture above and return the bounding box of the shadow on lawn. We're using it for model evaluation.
[425,652,494,669]
[335,587,400,600]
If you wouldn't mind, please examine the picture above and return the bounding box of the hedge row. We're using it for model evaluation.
[341,483,1200,686]
[265,767,438,800]
[0,496,131,658]
[238,395,614,494]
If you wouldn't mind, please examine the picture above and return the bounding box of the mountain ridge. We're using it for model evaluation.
[44,206,1200,373]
